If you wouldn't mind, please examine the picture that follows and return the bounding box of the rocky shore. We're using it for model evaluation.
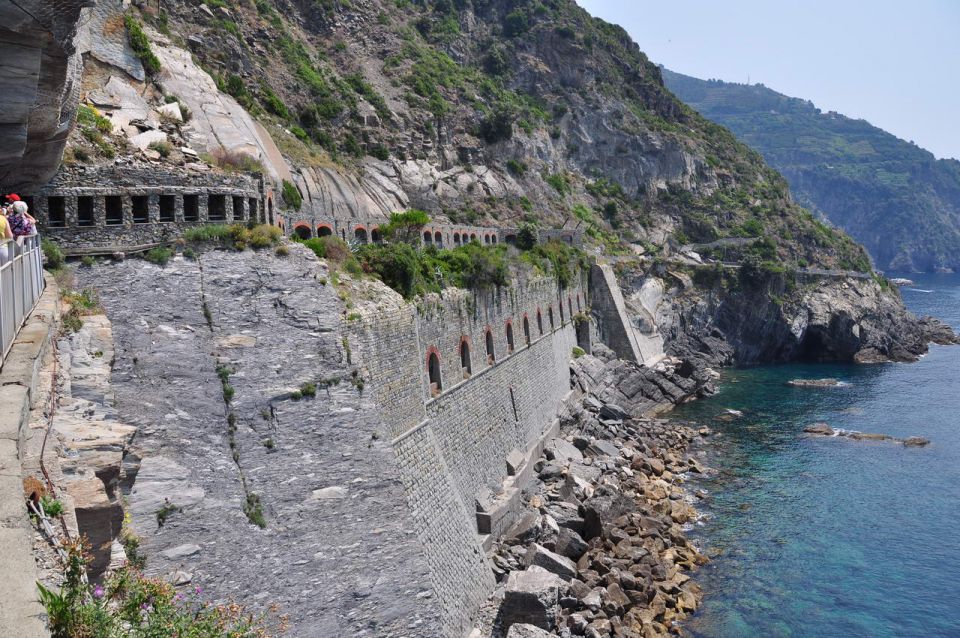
[476,353,715,637]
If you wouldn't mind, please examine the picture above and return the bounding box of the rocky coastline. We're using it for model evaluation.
[476,351,717,637]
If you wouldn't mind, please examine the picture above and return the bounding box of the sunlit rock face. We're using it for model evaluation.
[0,0,90,191]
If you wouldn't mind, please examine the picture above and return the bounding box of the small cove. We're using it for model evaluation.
[675,274,960,637]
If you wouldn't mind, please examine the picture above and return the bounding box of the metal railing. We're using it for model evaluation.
[0,235,45,367]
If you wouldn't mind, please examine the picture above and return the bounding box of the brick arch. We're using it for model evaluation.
[522,313,531,346]
[293,223,312,240]
[536,307,544,335]
[317,224,333,237]
[505,318,515,353]
[354,225,368,243]
[371,226,382,243]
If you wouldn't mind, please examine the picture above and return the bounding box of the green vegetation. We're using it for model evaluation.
[663,68,960,271]
[41,239,64,270]
[380,209,430,244]
[572,346,586,358]
[144,247,173,266]
[124,14,160,75]
[155,500,180,527]
[75,105,115,158]
[38,538,276,637]
[281,180,303,210]
[183,224,281,250]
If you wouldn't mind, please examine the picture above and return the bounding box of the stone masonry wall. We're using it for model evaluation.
[29,165,265,252]
[353,270,587,637]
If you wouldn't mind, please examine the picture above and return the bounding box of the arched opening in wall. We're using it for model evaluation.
[423,230,432,244]
[536,310,544,335]
[453,232,461,246]
[294,224,312,240]
[184,195,200,222]
[267,197,274,224]
[491,236,497,244]
[548,306,555,330]
[460,338,472,379]
[318,225,333,237]
[485,329,495,365]
[484,235,490,244]
[427,351,442,397]
[47,197,65,228]
[505,234,517,245]
[470,233,478,242]
[577,293,582,312]
[159,195,175,222]
[371,228,382,243]
[559,299,566,324]
[435,231,442,246]
[568,296,573,319]
[523,316,531,346]
[354,227,368,243]
[506,321,515,353]
[77,196,94,227]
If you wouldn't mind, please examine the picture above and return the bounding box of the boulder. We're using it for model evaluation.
[581,494,636,540]
[599,403,629,420]
[500,566,563,630]
[506,624,555,638]
[803,423,835,436]
[547,438,584,463]
[902,436,931,447]
[555,526,588,560]
[524,543,578,580]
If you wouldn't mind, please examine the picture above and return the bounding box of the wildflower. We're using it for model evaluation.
[93,585,105,599]
[195,585,203,595]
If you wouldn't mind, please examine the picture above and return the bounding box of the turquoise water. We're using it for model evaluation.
[677,274,960,638]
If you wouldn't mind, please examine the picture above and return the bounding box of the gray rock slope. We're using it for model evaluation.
[78,247,441,637]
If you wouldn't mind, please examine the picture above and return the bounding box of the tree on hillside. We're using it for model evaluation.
[382,209,430,245]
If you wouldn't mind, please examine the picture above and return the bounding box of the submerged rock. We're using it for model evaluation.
[804,423,835,436]
[788,378,842,388]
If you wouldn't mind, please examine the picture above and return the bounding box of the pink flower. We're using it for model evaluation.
[92,585,104,599]
[194,585,203,595]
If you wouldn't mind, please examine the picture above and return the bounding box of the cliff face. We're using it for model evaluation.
[663,68,960,274]
[0,0,90,191]
[56,0,951,364]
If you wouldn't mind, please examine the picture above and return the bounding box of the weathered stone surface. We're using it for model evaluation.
[77,247,443,637]
[500,566,563,630]
[555,527,588,561]
[524,543,578,581]
[506,623,555,638]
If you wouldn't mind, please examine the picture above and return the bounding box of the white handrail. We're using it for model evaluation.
[0,234,45,367]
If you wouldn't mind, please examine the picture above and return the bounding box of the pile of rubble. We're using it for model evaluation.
[478,355,714,638]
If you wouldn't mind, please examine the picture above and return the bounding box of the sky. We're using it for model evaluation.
[576,0,960,160]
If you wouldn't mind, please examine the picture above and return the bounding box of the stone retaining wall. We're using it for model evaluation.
[352,271,587,636]
[0,272,59,637]
[29,166,267,252]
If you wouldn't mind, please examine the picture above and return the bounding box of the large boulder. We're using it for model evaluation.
[500,566,564,630]
[524,543,578,581]
[581,494,637,540]
[506,624,555,638]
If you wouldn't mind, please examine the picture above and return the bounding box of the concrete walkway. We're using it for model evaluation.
[0,273,58,637]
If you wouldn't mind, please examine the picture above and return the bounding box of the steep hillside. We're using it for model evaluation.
[663,68,960,273]
[113,0,873,271]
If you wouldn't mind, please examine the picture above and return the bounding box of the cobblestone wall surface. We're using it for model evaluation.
[354,271,586,637]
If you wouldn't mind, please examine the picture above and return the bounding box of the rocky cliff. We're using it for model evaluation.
[0,0,90,191]
[663,68,960,273]
[53,0,953,367]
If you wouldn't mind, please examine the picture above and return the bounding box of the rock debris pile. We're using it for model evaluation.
[478,354,714,638]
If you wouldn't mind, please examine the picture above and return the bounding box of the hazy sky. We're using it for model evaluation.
[576,1,960,160]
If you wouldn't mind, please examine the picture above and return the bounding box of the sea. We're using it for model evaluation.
[675,273,960,638]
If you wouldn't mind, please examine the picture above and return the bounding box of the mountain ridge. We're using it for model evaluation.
[662,67,960,273]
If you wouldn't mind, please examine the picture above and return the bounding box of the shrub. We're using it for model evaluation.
[281,179,302,210]
[506,159,527,177]
[303,236,352,263]
[356,242,422,299]
[37,538,277,636]
[203,148,264,173]
[124,14,161,75]
[275,244,289,257]
[147,140,172,157]
[545,172,571,196]
[41,239,64,270]
[572,346,586,358]
[516,222,539,250]
[478,108,514,144]
[144,247,172,266]
[380,209,430,244]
